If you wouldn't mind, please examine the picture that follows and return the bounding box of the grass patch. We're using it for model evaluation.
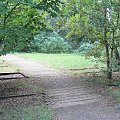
[0,58,20,72]
[16,53,105,70]
[87,74,120,87]
[92,78,109,85]
[0,105,53,120]
[111,80,120,105]
[87,75,120,108]
[111,87,120,109]
[112,89,120,102]
[0,78,52,120]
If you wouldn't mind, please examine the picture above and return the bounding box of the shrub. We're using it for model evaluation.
[73,42,93,53]
[30,31,72,53]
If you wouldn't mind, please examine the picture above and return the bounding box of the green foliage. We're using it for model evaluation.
[0,0,61,54]
[73,42,93,53]
[30,31,72,53]
[86,46,103,58]
[51,0,120,78]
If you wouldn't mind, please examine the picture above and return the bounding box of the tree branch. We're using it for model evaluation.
[3,2,21,26]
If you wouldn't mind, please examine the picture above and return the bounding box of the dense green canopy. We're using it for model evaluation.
[0,0,61,53]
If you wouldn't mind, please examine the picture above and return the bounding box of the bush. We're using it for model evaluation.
[30,31,72,53]
[84,42,103,58]
[73,42,93,53]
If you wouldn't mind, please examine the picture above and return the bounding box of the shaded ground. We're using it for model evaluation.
[0,77,53,120]
[1,54,120,120]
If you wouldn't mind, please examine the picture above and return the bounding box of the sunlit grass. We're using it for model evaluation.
[16,53,106,70]
[0,59,20,72]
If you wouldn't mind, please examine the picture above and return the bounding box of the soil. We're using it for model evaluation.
[0,54,120,120]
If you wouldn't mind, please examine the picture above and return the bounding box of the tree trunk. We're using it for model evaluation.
[115,46,120,66]
[103,8,112,79]
[111,31,120,72]
[105,44,112,79]
[104,26,112,79]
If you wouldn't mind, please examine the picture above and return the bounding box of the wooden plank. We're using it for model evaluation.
[0,93,39,100]
[0,72,29,80]
[0,72,24,75]
[0,77,25,80]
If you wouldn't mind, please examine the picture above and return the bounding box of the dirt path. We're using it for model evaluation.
[2,54,120,120]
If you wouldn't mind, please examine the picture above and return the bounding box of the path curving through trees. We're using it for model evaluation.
[2,54,120,120]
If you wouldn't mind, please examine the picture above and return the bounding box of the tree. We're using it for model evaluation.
[50,0,120,79]
[0,0,61,54]
[89,0,120,78]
